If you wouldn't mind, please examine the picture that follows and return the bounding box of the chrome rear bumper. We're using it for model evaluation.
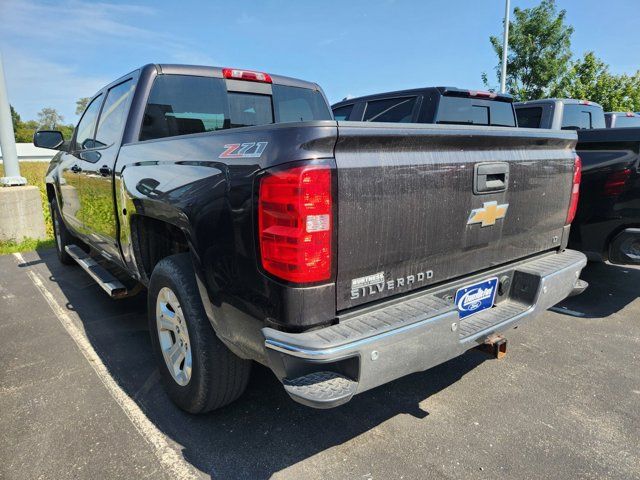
[263,249,587,408]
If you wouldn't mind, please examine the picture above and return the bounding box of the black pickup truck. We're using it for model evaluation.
[605,112,640,128]
[331,87,517,126]
[35,66,586,412]
[515,99,640,265]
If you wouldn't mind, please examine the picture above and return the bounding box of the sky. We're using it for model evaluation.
[1,0,639,123]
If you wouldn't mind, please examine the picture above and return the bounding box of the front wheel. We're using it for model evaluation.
[148,253,251,413]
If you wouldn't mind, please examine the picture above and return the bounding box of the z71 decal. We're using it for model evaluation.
[219,142,268,159]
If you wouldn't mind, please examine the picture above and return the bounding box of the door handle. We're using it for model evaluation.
[99,165,112,176]
[474,162,509,194]
[70,165,82,173]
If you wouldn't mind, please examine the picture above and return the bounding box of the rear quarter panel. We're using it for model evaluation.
[572,128,640,257]
[114,121,339,346]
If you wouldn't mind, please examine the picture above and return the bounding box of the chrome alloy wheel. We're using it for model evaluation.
[156,287,192,386]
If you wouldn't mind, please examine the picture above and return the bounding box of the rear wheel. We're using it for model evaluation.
[50,199,75,265]
[148,253,251,413]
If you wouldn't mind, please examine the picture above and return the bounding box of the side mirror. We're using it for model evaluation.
[33,130,65,150]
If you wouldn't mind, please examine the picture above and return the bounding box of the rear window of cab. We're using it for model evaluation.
[611,115,640,128]
[435,96,516,127]
[561,104,605,130]
[140,75,332,141]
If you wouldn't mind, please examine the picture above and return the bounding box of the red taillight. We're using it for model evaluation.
[566,155,582,225]
[258,165,332,283]
[603,168,631,197]
[222,67,272,83]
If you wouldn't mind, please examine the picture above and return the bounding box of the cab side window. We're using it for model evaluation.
[94,80,134,148]
[364,97,417,123]
[140,75,229,141]
[516,107,543,128]
[332,104,354,121]
[74,94,103,150]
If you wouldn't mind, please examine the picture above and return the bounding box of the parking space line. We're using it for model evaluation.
[14,253,199,480]
[549,306,586,317]
[134,370,161,401]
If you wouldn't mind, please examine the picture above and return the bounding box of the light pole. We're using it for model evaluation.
[500,0,511,94]
[0,51,46,242]
[0,51,26,186]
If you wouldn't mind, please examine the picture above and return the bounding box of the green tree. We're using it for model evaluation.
[10,105,21,133]
[553,52,640,111]
[37,107,65,130]
[9,106,75,143]
[75,97,90,116]
[9,106,35,143]
[484,0,573,101]
[59,124,75,140]
[15,120,39,143]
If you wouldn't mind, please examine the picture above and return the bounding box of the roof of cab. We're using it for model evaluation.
[515,98,604,108]
[332,86,513,108]
[332,87,442,108]
[605,112,639,116]
[154,64,322,91]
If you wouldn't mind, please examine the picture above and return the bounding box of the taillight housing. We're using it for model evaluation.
[258,164,333,283]
[603,168,631,197]
[222,67,272,83]
[468,90,497,99]
[566,155,582,225]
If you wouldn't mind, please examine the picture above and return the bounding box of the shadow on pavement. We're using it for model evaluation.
[553,261,640,318]
[28,248,492,479]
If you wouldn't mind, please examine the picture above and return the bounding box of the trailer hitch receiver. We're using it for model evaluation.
[477,334,507,359]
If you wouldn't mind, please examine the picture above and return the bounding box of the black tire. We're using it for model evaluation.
[50,199,75,265]
[148,253,251,413]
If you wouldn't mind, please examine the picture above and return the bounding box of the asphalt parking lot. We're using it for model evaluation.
[1,248,639,480]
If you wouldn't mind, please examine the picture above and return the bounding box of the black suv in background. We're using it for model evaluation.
[332,87,516,126]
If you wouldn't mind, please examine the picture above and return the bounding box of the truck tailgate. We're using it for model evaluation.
[335,122,578,310]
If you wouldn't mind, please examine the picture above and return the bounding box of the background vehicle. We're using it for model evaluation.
[514,98,606,130]
[515,99,640,265]
[605,112,640,128]
[331,87,516,126]
[35,66,586,412]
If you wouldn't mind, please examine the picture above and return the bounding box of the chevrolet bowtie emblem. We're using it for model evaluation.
[467,201,509,227]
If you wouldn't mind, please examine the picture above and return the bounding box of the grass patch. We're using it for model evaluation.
[0,238,55,255]
[1,162,54,254]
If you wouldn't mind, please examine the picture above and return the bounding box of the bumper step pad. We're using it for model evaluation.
[283,371,357,409]
[458,300,528,339]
